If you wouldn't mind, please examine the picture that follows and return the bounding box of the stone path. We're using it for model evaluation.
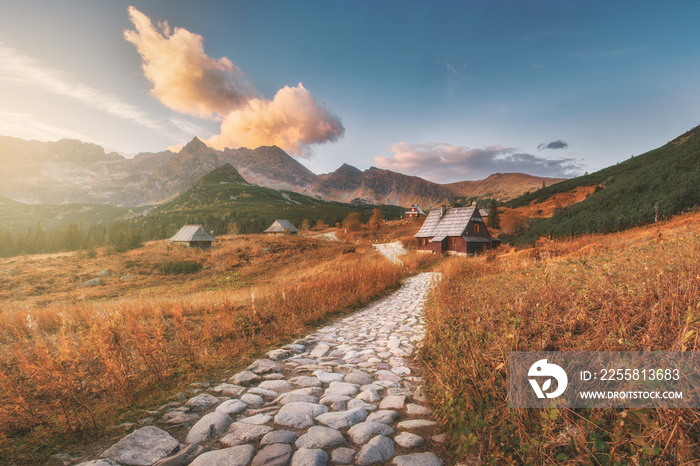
[372,241,407,266]
[79,272,443,466]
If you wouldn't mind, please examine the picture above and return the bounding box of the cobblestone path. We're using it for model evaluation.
[82,272,443,466]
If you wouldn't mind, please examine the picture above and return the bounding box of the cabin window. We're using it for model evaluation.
[474,224,480,233]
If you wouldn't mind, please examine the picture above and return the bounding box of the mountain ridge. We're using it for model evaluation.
[0,135,563,208]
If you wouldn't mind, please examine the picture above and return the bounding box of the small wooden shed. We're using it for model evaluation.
[169,225,217,249]
[405,204,426,218]
[264,219,298,235]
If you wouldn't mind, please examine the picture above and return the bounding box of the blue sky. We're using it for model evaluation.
[1,1,699,183]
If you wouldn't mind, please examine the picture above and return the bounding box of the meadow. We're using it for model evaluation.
[0,220,432,463]
[421,210,700,464]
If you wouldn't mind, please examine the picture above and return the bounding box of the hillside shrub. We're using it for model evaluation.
[159,260,203,275]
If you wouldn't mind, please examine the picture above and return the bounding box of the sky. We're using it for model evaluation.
[1,0,700,183]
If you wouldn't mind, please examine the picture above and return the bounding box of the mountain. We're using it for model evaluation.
[311,164,455,207]
[442,173,566,202]
[134,164,405,236]
[0,135,564,209]
[506,125,700,242]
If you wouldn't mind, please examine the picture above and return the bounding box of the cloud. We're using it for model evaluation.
[124,6,253,118]
[0,111,98,143]
[207,84,344,156]
[374,142,581,183]
[0,42,166,132]
[538,139,569,150]
[125,7,344,156]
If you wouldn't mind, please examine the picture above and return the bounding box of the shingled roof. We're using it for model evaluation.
[264,219,298,233]
[414,206,478,238]
[169,225,217,243]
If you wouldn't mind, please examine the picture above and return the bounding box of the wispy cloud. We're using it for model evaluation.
[0,42,166,132]
[0,111,102,144]
[124,7,344,156]
[538,139,569,150]
[572,47,646,59]
[374,142,581,183]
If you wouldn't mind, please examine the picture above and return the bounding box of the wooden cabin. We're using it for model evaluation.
[414,206,499,255]
[264,219,298,235]
[169,225,217,249]
[405,204,426,219]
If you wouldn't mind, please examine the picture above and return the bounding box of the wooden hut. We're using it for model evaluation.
[264,219,298,235]
[414,206,499,255]
[405,204,426,219]
[169,225,217,249]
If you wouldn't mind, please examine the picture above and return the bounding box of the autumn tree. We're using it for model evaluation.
[368,208,384,231]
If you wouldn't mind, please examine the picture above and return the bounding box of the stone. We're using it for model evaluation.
[331,447,355,464]
[289,376,322,387]
[347,399,377,412]
[76,461,120,466]
[189,445,257,466]
[185,393,221,412]
[248,387,279,399]
[315,407,368,430]
[295,426,346,449]
[159,410,200,425]
[240,393,265,407]
[356,388,381,403]
[406,403,431,415]
[215,399,247,415]
[344,371,374,385]
[247,359,284,374]
[152,445,210,466]
[396,419,437,430]
[267,349,294,361]
[366,410,399,424]
[259,379,293,391]
[260,429,297,446]
[412,386,428,403]
[80,278,102,287]
[379,395,406,410]
[240,413,273,425]
[97,270,110,277]
[394,432,424,448]
[325,381,359,397]
[211,383,246,397]
[229,370,261,386]
[313,370,345,384]
[100,426,179,466]
[355,435,394,465]
[251,443,293,466]
[391,366,412,376]
[309,344,332,358]
[186,412,233,444]
[376,370,401,383]
[290,448,328,466]
[274,402,328,429]
[220,422,274,446]
[391,452,444,466]
[347,421,395,444]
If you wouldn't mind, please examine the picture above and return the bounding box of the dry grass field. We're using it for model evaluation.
[0,221,435,463]
[421,210,700,464]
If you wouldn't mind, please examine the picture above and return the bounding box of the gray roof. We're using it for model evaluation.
[264,219,298,233]
[169,225,217,243]
[414,206,477,238]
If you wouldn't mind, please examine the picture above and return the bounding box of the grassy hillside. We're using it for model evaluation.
[505,125,700,243]
[422,211,700,464]
[0,193,147,231]
[134,164,405,237]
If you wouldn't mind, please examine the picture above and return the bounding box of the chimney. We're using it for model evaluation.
[440,205,447,217]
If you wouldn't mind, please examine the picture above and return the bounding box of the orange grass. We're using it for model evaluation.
[0,233,431,463]
[421,210,700,464]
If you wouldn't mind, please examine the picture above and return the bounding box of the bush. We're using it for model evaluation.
[159,260,203,275]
